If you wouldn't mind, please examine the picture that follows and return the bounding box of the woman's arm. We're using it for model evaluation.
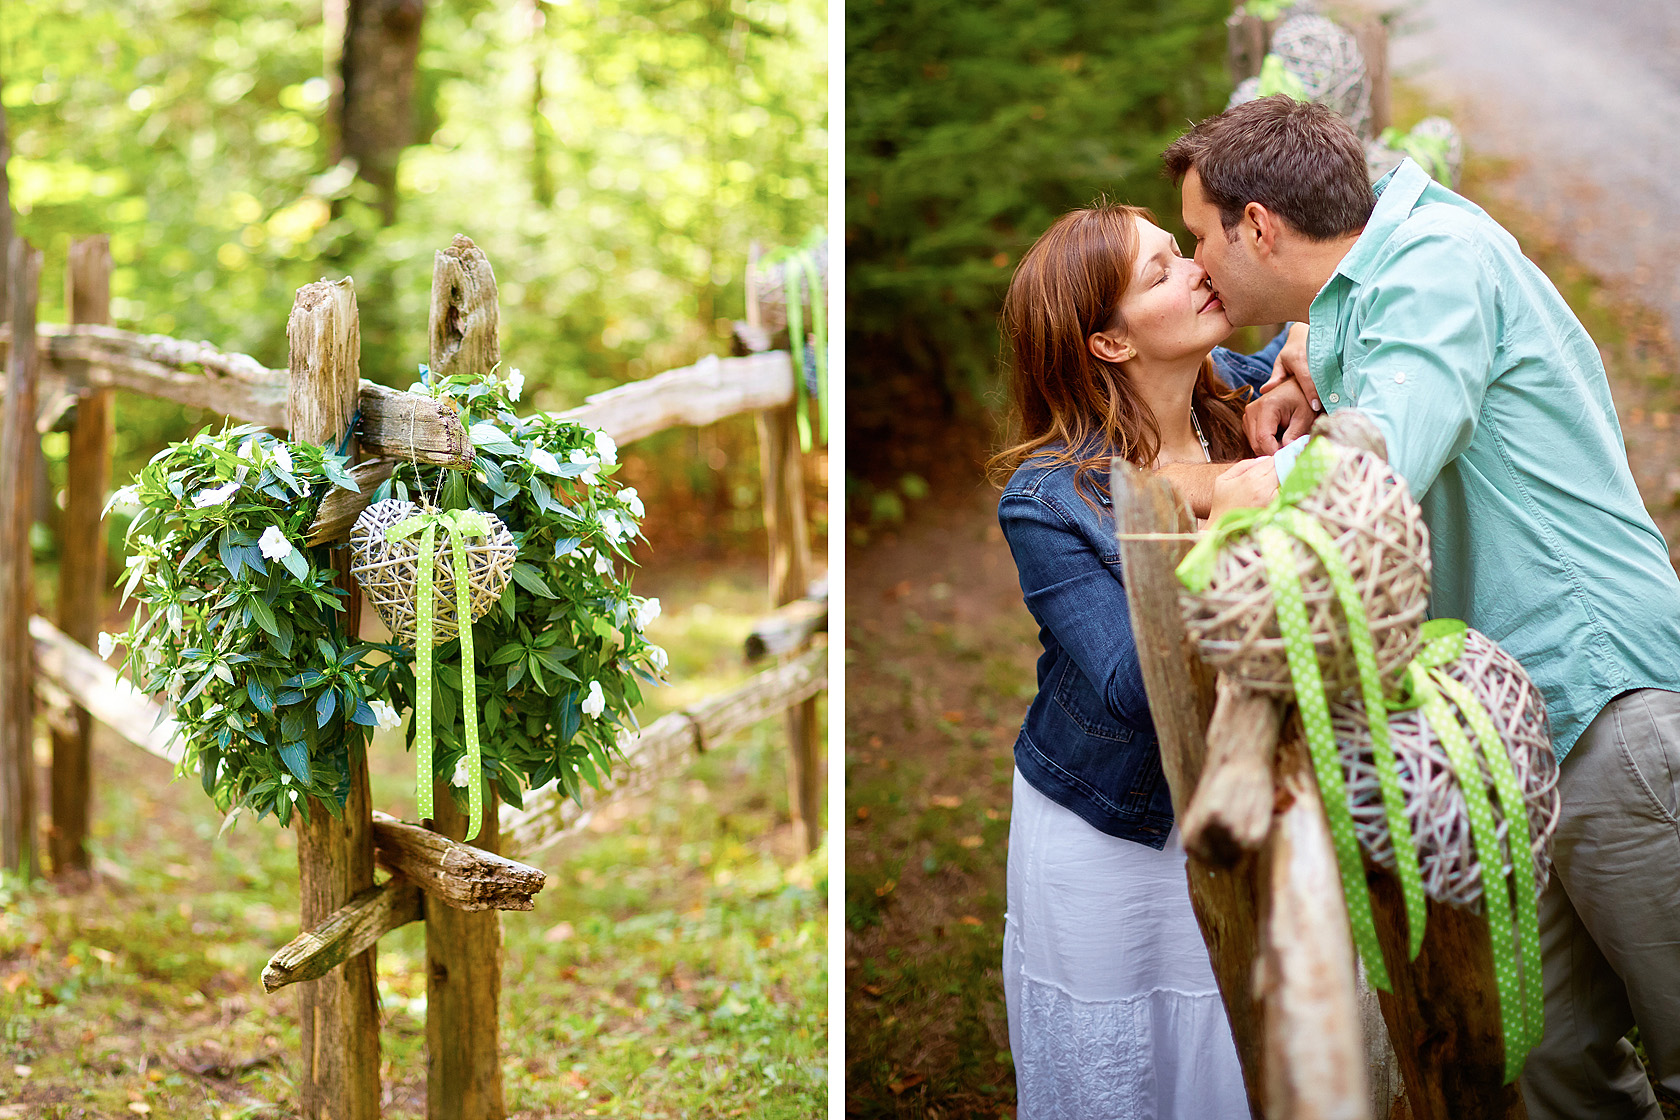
[998,490,1151,727]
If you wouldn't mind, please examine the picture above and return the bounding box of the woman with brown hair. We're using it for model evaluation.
[991,202,1288,1118]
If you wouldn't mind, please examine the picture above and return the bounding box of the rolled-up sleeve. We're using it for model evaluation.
[998,490,1151,727]
[1345,231,1496,497]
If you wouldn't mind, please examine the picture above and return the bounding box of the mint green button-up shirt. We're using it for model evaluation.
[1307,159,1680,758]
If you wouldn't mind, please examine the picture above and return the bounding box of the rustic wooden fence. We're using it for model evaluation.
[1115,418,1521,1120]
[0,230,827,1118]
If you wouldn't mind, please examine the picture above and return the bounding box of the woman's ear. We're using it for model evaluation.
[1088,330,1134,364]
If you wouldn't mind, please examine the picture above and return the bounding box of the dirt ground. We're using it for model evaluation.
[843,175,1680,1116]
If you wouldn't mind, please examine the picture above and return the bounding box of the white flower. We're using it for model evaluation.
[288,789,299,803]
[592,550,614,577]
[618,486,644,518]
[258,525,294,561]
[111,484,139,507]
[599,509,629,543]
[505,369,524,401]
[451,756,472,789]
[97,632,118,659]
[271,442,293,474]
[280,773,292,785]
[634,597,661,630]
[647,644,668,673]
[569,448,600,487]
[593,429,618,465]
[368,699,402,732]
[581,680,606,718]
[192,480,240,508]
[237,439,257,461]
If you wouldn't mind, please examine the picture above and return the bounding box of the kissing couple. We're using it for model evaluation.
[991,95,1680,1120]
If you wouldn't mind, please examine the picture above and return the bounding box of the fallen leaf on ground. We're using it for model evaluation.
[860,984,885,997]
[874,880,896,897]
[959,915,983,927]
[940,710,965,723]
[888,1073,926,1094]
[959,835,982,848]
[855,806,870,820]
[929,795,961,809]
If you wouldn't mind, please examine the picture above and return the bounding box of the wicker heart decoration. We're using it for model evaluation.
[1331,626,1560,910]
[349,497,518,648]
[1178,430,1431,696]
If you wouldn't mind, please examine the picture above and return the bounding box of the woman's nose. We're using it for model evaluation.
[1187,259,1210,288]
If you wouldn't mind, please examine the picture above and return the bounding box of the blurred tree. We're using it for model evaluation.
[337,0,427,226]
[1,0,825,485]
[845,0,1231,481]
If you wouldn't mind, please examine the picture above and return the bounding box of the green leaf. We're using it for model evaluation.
[468,422,521,456]
[246,595,280,638]
[281,547,309,580]
[316,689,337,728]
[278,742,312,785]
[320,456,361,494]
[489,642,526,666]
[218,531,246,579]
[510,562,556,598]
[247,678,275,714]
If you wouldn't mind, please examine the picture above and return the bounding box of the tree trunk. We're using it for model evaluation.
[339,0,426,225]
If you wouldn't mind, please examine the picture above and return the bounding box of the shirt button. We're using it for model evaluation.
[1394,372,1406,385]
[1328,393,1340,404]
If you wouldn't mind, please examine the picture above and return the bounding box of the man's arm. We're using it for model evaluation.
[1338,231,1496,496]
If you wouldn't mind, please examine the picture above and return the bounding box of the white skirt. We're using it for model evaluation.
[1003,768,1251,1119]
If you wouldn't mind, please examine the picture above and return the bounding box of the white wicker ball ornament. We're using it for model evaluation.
[1179,428,1431,695]
[1330,627,1560,910]
[1226,12,1373,139]
[349,498,518,648]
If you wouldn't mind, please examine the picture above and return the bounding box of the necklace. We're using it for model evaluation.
[1190,405,1211,463]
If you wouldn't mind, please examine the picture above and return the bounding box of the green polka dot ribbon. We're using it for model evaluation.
[386,507,493,843]
[1391,618,1544,1082]
[1179,436,1429,991]
[758,231,828,452]
[1380,125,1454,187]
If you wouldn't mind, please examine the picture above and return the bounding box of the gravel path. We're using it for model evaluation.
[1391,0,1680,344]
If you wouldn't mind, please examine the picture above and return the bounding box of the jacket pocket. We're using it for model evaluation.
[1051,655,1135,743]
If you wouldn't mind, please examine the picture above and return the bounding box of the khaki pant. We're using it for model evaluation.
[1521,688,1680,1120]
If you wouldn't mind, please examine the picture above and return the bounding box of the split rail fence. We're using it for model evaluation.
[0,231,827,1119]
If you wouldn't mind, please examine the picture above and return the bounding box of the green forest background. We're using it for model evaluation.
[5,0,827,551]
[845,0,1239,523]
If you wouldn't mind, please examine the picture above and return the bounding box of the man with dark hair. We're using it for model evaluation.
[1162,95,1680,1120]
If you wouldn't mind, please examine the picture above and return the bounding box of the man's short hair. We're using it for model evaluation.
[1162,96,1374,241]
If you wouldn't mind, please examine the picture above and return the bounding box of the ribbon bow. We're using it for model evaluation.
[1178,437,1428,992]
[1390,618,1544,1082]
[759,232,828,452]
[1380,126,1454,188]
[387,506,492,842]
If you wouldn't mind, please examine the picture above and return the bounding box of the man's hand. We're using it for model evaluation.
[1258,322,1318,411]
[1245,375,1317,454]
[1208,458,1279,521]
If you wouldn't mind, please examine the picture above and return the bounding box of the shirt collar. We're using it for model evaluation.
[1333,158,1433,286]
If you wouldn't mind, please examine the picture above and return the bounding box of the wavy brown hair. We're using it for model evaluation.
[987,202,1253,503]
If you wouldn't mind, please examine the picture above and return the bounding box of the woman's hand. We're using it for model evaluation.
[1259,322,1317,409]
[1208,457,1279,521]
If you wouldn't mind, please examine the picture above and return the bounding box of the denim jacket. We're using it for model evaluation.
[999,337,1284,847]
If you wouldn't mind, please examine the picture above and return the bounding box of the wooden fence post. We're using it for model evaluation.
[423,234,508,1120]
[288,277,381,1120]
[747,247,820,854]
[0,237,40,880]
[49,236,112,878]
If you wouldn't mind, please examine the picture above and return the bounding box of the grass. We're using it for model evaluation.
[0,560,826,1118]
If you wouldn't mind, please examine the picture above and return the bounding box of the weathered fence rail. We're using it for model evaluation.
[0,226,828,1120]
